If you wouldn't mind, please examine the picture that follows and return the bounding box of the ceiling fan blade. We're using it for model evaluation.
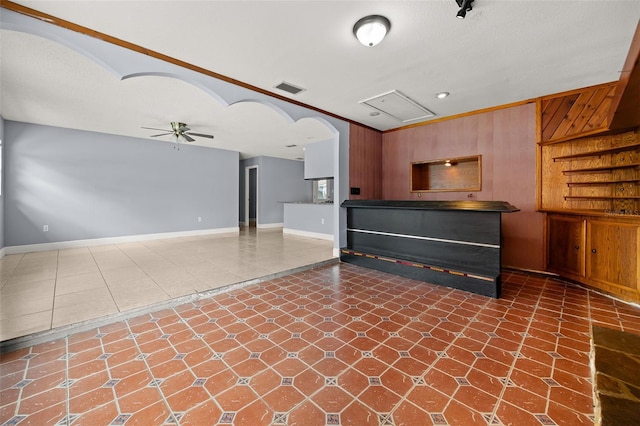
[150,132,173,137]
[186,132,214,139]
[142,126,171,132]
[180,126,191,132]
[182,134,196,143]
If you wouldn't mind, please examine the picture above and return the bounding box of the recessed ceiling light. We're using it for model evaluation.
[436,92,450,99]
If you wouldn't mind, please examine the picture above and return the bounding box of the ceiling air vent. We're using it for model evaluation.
[360,90,435,123]
[275,81,306,95]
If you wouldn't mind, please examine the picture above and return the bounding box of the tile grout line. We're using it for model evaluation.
[586,284,597,423]
[114,244,173,301]
[341,285,456,420]
[50,250,60,331]
[487,275,547,424]
[387,287,500,424]
[11,342,32,422]
[88,247,120,317]
[123,318,186,425]
[102,325,125,416]
[64,335,70,426]
[184,271,369,422]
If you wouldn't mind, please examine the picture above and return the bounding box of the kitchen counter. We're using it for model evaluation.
[283,202,333,241]
[280,201,333,205]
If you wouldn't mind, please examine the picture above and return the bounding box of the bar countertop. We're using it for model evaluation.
[341,200,519,213]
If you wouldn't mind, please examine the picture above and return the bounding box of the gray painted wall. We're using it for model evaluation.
[304,139,335,180]
[4,121,239,247]
[284,203,333,235]
[0,116,4,249]
[259,156,310,225]
[239,156,311,226]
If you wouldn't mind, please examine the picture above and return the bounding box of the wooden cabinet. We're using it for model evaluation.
[546,214,640,303]
[538,80,640,303]
[547,215,585,277]
[587,219,639,291]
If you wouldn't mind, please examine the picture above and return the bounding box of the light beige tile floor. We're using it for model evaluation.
[0,228,334,342]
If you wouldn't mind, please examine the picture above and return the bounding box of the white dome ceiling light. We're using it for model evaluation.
[353,15,391,47]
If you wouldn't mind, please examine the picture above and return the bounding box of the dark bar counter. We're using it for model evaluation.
[340,200,519,298]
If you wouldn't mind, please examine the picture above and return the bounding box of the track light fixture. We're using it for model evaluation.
[456,0,474,19]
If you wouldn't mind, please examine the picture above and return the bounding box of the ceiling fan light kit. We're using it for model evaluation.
[143,122,214,147]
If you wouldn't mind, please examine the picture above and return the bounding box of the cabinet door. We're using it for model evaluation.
[547,215,586,277]
[587,220,640,291]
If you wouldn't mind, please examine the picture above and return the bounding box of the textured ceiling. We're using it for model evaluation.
[1,1,639,158]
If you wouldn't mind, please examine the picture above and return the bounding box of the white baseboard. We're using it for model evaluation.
[0,247,6,259]
[283,228,333,241]
[257,222,284,229]
[2,227,240,255]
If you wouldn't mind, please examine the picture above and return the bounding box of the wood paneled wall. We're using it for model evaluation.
[349,124,382,199]
[381,103,543,271]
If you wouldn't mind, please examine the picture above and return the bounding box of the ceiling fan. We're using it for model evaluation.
[142,122,214,142]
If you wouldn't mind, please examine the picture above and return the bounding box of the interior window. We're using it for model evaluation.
[313,179,333,203]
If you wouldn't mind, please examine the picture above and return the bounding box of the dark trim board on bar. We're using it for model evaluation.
[340,200,520,298]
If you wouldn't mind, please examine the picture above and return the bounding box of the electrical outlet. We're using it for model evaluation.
[43,225,49,232]
[197,217,202,223]
[321,218,325,225]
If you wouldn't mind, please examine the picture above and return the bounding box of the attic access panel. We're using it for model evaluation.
[360,90,435,123]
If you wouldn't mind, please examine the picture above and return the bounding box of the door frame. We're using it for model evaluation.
[245,165,259,227]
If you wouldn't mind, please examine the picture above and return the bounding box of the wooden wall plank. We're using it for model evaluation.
[349,123,382,199]
[551,90,598,140]
[542,95,579,141]
[540,82,617,143]
[578,86,614,133]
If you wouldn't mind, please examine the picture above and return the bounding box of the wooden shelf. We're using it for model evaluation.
[411,155,481,192]
[563,162,640,174]
[553,143,640,161]
[563,196,640,200]
[540,128,639,218]
[539,208,640,218]
[567,179,640,187]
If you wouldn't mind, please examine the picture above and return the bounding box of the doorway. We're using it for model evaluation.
[245,165,258,228]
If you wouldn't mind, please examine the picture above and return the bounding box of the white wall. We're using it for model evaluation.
[304,138,334,180]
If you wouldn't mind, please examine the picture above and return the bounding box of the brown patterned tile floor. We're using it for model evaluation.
[2,263,640,425]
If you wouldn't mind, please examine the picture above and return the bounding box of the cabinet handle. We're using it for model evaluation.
[591,249,597,254]
[575,245,580,250]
